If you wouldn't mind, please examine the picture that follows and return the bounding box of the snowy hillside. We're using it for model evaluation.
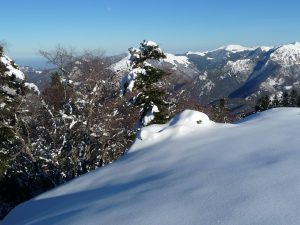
[111,52,198,83]
[111,53,192,72]
[270,42,300,66]
[3,108,300,225]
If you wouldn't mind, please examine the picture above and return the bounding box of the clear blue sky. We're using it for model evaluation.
[2,0,300,58]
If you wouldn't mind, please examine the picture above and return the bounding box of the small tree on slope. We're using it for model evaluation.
[121,40,169,126]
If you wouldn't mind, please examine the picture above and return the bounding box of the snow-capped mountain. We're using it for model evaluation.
[111,52,199,84]
[112,42,300,108]
[3,108,300,225]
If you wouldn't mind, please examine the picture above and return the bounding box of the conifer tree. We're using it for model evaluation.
[272,95,280,108]
[121,40,169,126]
[255,95,271,112]
[214,97,229,122]
[282,91,289,107]
[297,96,300,107]
[261,95,271,110]
[0,46,25,176]
[289,89,298,106]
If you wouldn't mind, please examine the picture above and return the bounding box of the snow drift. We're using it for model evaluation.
[3,108,300,225]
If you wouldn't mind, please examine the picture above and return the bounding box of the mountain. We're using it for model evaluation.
[111,52,199,86]
[112,42,300,111]
[20,66,53,90]
[3,108,300,225]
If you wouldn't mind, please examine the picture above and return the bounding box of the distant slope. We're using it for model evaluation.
[3,108,300,225]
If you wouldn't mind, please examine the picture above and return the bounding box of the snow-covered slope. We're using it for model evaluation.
[216,44,254,52]
[111,52,198,84]
[111,53,191,72]
[270,42,300,66]
[3,108,300,225]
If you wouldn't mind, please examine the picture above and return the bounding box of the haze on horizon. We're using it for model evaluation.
[2,0,300,59]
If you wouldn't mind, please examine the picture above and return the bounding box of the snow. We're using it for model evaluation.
[198,71,207,81]
[216,44,254,53]
[1,85,17,96]
[141,104,159,126]
[163,53,190,68]
[284,85,293,90]
[143,40,158,47]
[186,45,261,56]
[226,59,252,74]
[168,109,211,126]
[110,55,129,72]
[199,80,215,96]
[112,53,191,73]
[258,46,273,52]
[0,55,25,80]
[121,68,146,93]
[186,51,207,56]
[25,82,40,95]
[5,108,300,225]
[270,42,300,66]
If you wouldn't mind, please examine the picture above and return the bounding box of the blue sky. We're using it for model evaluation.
[2,0,300,58]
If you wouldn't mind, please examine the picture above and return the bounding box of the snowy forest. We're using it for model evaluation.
[0,41,237,218]
[3,1,300,224]
[2,39,300,220]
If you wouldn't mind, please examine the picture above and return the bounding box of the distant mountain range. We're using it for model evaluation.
[112,42,300,111]
[22,42,300,111]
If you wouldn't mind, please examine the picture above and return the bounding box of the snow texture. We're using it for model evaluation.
[0,55,25,80]
[24,82,40,95]
[120,68,146,93]
[226,59,252,74]
[270,42,300,66]
[112,53,191,73]
[216,44,254,52]
[143,40,158,47]
[141,104,159,126]
[3,108,300,225]
[186,51,207,56]
[163,53,190,69]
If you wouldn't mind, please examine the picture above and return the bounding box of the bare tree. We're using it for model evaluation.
[40,47,138,177]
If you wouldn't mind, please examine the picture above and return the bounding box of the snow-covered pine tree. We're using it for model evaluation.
[121,40,169,126]
[0,46,27,177]
[272,94,280,108]
[0,47,53,219]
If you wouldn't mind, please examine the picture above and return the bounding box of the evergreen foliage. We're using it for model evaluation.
[255,89,300,112]
[213,97,230,123]
[282,91,289,107]
[297,96,300,107]
[289,89,298,106]
[121,40,169,126]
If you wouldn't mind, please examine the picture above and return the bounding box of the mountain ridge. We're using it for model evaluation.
[112,42,300,109]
